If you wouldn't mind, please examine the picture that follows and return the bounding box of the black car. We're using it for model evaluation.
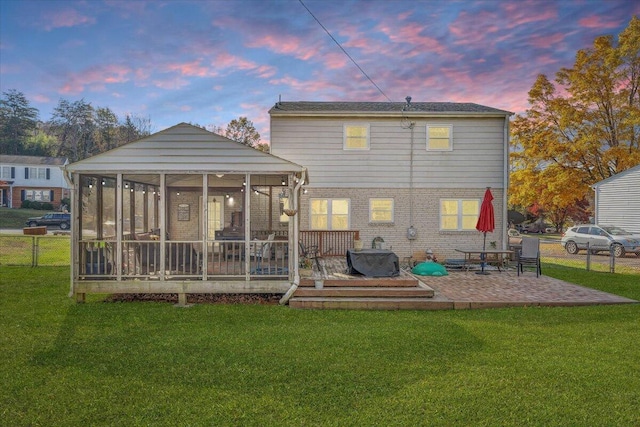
[26,213,71,229]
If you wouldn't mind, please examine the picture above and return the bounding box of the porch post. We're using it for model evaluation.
[244,173,251,281]
[201,173,208,280]
[116,174,123,281]
[159,173,166,279]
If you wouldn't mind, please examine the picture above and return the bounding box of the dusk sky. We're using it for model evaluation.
[1,0,639,144]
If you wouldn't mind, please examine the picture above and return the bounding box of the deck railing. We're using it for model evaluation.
[299,230,360,256]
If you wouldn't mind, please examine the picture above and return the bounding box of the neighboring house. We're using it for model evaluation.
[269,101,513,260]
[0,155,70,209]
[592,164,640,234]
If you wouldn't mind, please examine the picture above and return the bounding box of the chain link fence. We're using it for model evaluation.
[0,235,70,266]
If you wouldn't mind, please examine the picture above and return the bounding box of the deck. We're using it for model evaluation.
[288,257,637,310]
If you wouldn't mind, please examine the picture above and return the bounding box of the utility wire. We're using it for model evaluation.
[298,0,392,102]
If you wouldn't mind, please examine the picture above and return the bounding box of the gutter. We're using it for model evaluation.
[279,169,306,305]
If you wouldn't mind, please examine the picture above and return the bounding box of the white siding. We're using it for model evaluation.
[594,166,640,233]
[270,117,506,189]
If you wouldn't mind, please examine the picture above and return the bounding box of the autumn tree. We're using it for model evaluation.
[225,116,260,147]
[0,89,39,155]
[510,16,640,229]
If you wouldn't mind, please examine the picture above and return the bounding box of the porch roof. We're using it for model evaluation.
[65,123,307,175]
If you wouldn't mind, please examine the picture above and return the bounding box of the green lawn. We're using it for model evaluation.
[1,265,639,426]
[0,207,48,229]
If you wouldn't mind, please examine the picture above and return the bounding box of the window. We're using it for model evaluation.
[25,167,48,180]
[1,166,12,179]
[427,125,453,151]
[440,199,479,230]
[370,198,394,223]
[24,189,52,202]
[310,199,350,230]
[343,124,369,150]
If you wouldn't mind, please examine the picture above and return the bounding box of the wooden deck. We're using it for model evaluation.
[289,257,444,310]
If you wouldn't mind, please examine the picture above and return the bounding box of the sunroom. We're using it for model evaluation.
[64,123,307,303]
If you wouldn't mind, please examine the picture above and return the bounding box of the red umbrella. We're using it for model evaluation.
[476,187,495,274]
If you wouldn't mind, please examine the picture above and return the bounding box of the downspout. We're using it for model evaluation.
[279,169,306,305]
[502,115,510,250]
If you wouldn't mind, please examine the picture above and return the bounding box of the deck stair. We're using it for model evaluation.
[289,277,451,310]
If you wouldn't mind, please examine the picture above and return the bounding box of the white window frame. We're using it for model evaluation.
[440,198,479,231]
[1,166,11,179]
[343,124,370,150]
[369,198,394,223]
[25,189,51,202]
[427,124,453,151]
[310,198,351,230]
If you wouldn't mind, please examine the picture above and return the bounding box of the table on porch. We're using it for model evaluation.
[454,248,514,272]
[346,249,400,277]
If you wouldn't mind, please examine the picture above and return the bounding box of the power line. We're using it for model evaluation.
[298,0,392,102]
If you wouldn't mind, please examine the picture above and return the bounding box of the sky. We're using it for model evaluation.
[1,0,639,144]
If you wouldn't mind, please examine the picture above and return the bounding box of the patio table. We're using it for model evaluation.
[454,248,514,272]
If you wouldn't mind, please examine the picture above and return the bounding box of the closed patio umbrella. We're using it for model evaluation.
[476,187,495,274]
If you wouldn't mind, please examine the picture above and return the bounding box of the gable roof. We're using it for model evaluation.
[269,101,513,117]
[0,155,68,166]
[65,123,305,174]
[592,163,640,188]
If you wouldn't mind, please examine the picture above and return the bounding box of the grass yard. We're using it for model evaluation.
[0,207,48,229]
[1,265,639,426]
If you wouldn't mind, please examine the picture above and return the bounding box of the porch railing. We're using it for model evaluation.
[299,230,360,256]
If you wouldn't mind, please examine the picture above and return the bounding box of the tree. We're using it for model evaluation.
[225,117,260,147]
[49,98,96,162]
[510,16,640,228]
[0,89,39,155]
[95,107,119,152]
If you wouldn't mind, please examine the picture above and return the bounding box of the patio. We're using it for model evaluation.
[288,257,637,310]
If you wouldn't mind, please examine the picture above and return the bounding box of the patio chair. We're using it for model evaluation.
[299,241,329,277]
[517,237,541,277]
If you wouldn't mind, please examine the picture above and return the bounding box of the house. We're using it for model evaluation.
[592,164,640,234]
[0,155,70,209]
[269,100,513,261]
[64,123,314,304]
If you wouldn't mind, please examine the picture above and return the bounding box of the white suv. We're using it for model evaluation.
[561,225,640,257]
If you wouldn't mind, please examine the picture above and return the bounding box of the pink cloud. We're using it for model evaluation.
[528,32,566,49]
[378,22,448,55]
[59,64,131,94]
[578,15,622,29]
[501,1,557,28]
[166,60,217,77]
[248,33,320,61]
[44,9,95,31]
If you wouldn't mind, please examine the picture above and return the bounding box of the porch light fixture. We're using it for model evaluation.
[281,176,286,186]
[124,183,129,189]
[303,188,308,194]
[225,193,230,198]
[88,181,93,189]
[216,173,224,178]
[176,191,180,196]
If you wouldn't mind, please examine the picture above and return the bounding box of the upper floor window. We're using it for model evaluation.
[369,198,394,223]
[1,166,13,179]
[343,124,369,150]
[25,167,49,180]
[310,198,350,230]
[440,199,479,230]
[427,125,453,151]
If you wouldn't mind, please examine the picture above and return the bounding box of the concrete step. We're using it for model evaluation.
[289,296,454,310]
[299,278,419,287]
[294,286,434,298]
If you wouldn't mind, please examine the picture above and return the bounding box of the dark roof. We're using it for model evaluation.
[269,101,512,115]
[0,155,68,166]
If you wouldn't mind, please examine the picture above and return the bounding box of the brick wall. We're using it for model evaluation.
[298,187,505,260]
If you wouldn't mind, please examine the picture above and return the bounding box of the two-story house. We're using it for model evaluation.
[269,101,513,260]
[0,155,70,209]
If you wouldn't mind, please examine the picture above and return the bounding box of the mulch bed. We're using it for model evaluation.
[104,293,282,305]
